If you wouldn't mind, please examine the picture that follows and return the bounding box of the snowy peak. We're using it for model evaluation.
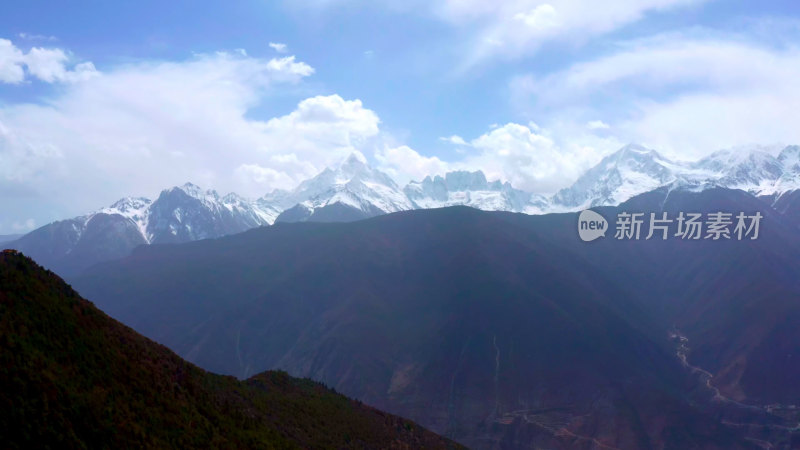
[171,182,225,205]
[145,182,279,243]
[332,151,400,190]
[17,143,800,270]
[273,153,412,223]
[105,197,152,214]
[695,149,783,193]
[441,171,490,191]
[553,143,800,209]
[404,170,541,213]
[601,144,677,178]
[553,144,681,209]
[96,197,153,242]
[693,146,800,195]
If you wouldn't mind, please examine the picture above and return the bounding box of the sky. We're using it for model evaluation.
[1,0,800,233]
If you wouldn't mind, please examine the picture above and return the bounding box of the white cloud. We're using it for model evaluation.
[0,39,26,83]
[0,49,388,227]
[461,122,602,192]
[511,34,800,158]
[0,38,99,84]
[234,94,382,189]
[378,122,618,192]
[261,94,380,153]
[375,145,450,184]
[289,0,708,67]
[433,0,710,67]
[269,42,288,53]
[24,47,99,83]
[439,135,468,145]
[264,55,315,79]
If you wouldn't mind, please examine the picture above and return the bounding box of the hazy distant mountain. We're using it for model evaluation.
[552,144,685,209]
[0,234,22,244]
[404,170,549,213]
[9,210,147,276]
[694,147,785,194]
[553,143,800,210]
[145,183,277,244]
[73,194,800,449]
[7,183,277,275]
[0,251,459,449]
[10,144,800,275]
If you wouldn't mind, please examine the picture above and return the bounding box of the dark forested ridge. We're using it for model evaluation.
[72,190,800,448]
[0,250,461,449]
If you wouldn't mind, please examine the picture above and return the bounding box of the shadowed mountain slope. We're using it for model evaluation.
[0,251,460,449]
[71,197,800,448]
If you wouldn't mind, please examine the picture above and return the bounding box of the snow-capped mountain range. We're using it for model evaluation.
[269,153,413,223]
[552,144,800,210]
[9,143,800,274]
[405,170,550,214]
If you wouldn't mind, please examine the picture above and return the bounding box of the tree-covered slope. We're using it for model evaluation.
[0,250,460,449]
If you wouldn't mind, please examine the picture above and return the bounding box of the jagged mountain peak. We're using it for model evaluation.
[553,143,800,207]
[13,142,800,275]
[169,182,221,203]
[602,143,673,168]
[694,148,784,195]
[221,192,247,204]
[273,154,411,223]
[552,144,679,209]
[404,169,536,213]
[443,170,489,189]
[107,196,152,211]
[697,148,779,169]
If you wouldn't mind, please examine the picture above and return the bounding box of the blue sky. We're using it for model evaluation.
[1,0,800,232]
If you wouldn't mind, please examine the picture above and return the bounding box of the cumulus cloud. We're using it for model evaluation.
[234,94,382,190]
[459,122,606,192]
[378,122,620,193]
[0,39,26,83]
[0,48,392,227]
[375,145,450,184]
[0,38,99,84]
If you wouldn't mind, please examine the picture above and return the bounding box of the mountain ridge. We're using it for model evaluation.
[10,143,800,275]
[0,249,462,449]
[72,196,800,449]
